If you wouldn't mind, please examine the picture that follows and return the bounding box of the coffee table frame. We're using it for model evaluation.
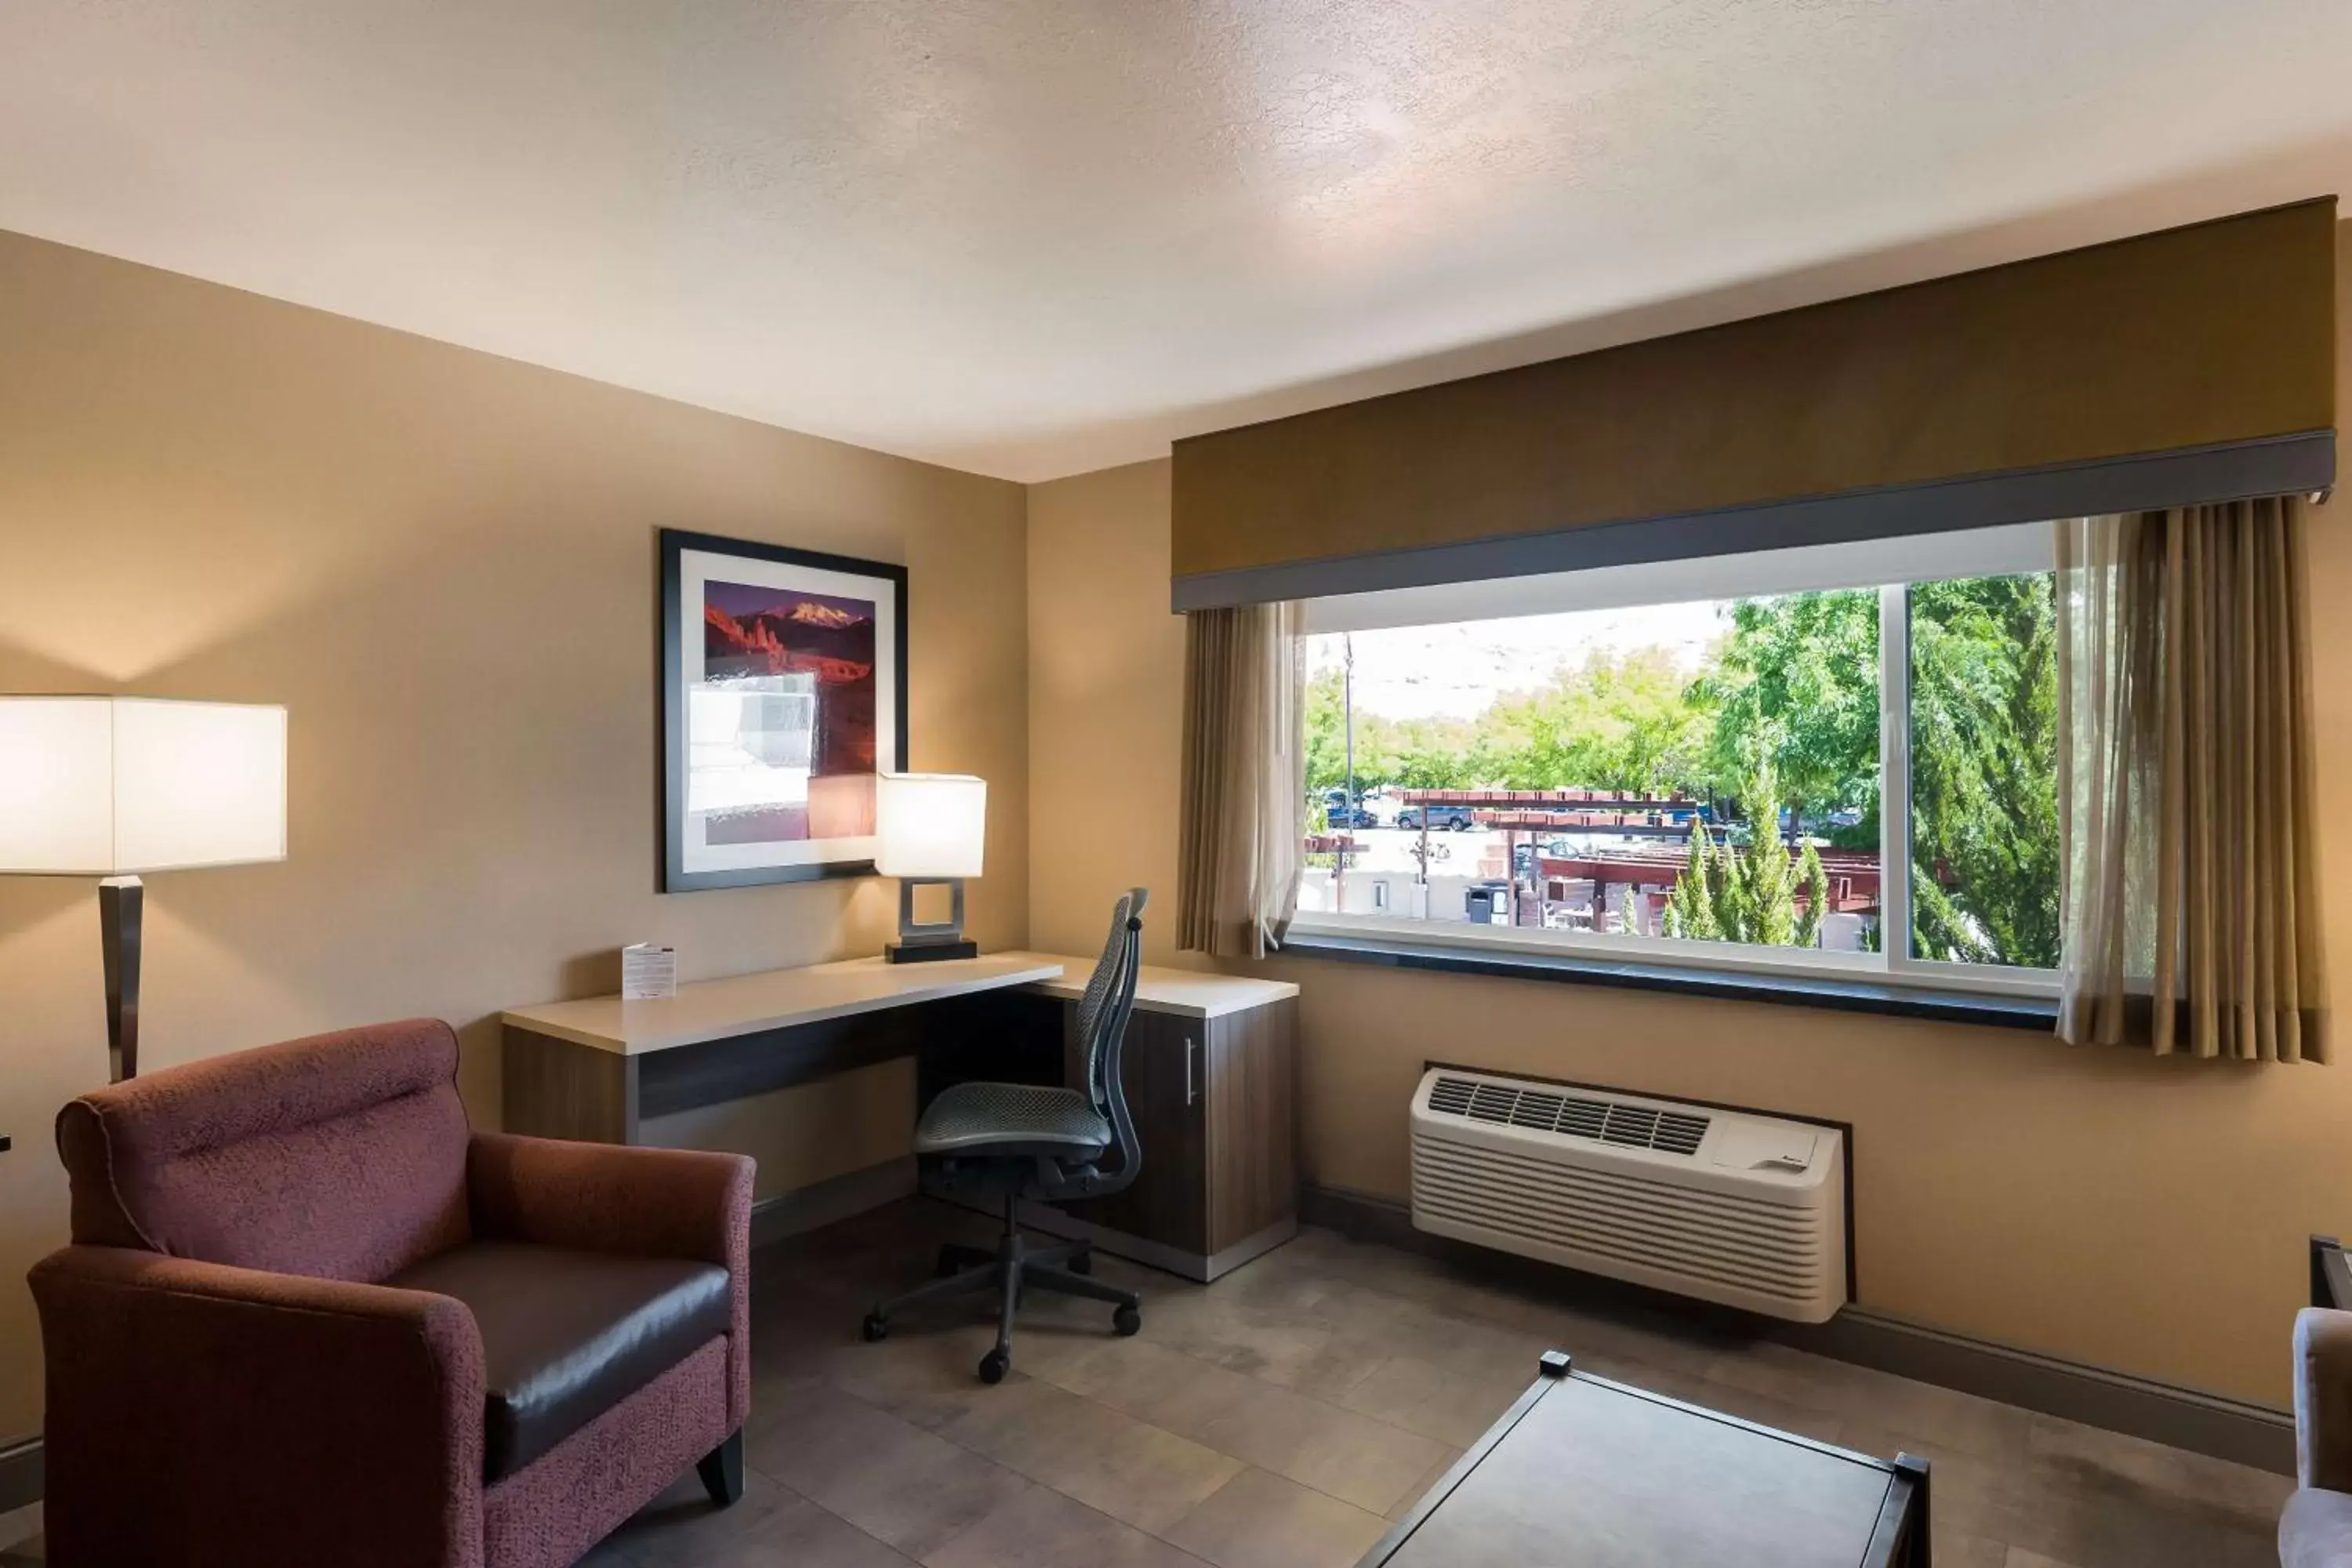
[1356,1349,1932,1568]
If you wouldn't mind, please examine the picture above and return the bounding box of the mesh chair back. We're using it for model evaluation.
[1080,887,1148,1117]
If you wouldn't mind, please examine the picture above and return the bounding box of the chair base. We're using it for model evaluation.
[864,1192,1141,1382]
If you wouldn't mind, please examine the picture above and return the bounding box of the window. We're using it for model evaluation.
[1294,528,2060,994]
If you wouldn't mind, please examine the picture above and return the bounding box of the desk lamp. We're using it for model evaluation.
[0,697,288,1080]
[875,771,984,963]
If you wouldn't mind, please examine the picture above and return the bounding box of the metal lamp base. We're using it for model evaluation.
[100,874,143,1082]
[886,938,981,964]
[888,877,974,964]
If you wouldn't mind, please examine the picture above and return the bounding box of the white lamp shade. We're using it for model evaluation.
[874,772,985,880]
[0,697,288,875]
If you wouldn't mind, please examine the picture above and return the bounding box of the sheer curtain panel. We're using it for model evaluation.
[1178,602,1305,958]
[2056,497,2326,1059]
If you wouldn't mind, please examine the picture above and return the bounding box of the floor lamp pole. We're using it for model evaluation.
[99,875,143,1083]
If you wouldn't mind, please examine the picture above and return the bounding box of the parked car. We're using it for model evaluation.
[1396,804,1476,831]
[1317,788,1379,829]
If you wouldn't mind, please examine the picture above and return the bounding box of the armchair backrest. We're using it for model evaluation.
[55,1018,472,1282]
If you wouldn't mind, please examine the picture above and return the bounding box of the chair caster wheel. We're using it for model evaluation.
[978,1348,1010,1384]
[1113,1305,1142,1337]
[862,1312,890,1342]
[1069,1250,1093,1276]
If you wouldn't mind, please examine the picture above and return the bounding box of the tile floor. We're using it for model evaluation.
[0,1199,2296,1566]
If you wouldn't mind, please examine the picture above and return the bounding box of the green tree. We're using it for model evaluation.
[1662,826,1720,940]
[1490,649,1717,793]
[1736,758,1795,946]
[1304,669,1350,795]
[1305,646,1721,797]
[1906,575,2060,967]
[1794,840,1830,950]
[1697,590,1879,836]
[1661,760,1830,949]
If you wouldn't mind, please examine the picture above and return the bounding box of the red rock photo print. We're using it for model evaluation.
[702,579,878,843]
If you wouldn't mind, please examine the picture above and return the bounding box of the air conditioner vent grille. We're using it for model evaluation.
[1424,1073,1710,1156]
[1427,1076,1476,1117]
[1559,1098,1608,1139]
[1411,1068,1846,1323]
[1602,1105,1658,1146]
[1467,1084,1518,1123]
[1508,1091,1565,1129]
[1653,1112,1710,1156]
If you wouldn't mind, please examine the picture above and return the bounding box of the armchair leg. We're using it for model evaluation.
[698,1428,745,1508]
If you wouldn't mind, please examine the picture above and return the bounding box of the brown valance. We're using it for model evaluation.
[1172,199,2337,611]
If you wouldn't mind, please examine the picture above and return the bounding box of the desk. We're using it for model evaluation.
[502,950,1299,1279]
[501,953,1067,1145]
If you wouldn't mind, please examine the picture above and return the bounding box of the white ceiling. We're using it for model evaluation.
[3,2,2349,482]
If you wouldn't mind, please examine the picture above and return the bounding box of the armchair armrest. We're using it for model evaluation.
[28,1244,486,1568]
[466,1132,753,1265]
[2297,1307,2352,1491]
[467,1132,756,1429]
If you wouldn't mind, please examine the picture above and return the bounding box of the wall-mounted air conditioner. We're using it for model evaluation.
[1410,1067,1847,1323]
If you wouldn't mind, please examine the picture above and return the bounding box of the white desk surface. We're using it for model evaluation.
[1011,951,1299,1019]
[503,950,1299,1056]
[503,953,1068,1056]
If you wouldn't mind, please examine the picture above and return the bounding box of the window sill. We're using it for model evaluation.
[1277,931,2061,1033]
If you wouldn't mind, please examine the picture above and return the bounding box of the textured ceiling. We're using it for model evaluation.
[3,2,2349,481]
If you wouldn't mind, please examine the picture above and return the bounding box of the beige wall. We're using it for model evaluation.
[0,230,1030,1443]
[1024,220,2352,1410]
[1026,459,1196,967]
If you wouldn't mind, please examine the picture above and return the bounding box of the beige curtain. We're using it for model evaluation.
[1178,602,1305,958]
[2055,496,2326,1059]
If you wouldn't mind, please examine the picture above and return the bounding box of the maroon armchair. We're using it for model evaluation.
[27,1018,754,1568]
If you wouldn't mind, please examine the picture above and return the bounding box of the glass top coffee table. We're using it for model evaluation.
[1358,1351,1931,1568]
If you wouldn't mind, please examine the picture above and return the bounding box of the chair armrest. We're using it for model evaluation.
[470,1132,756,1430]
[2297,1308,2352,1490]
[27,1244,485,1568]
[467,1132,753,1265]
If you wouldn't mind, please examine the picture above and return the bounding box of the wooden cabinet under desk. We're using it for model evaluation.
[939,958,1301,1283]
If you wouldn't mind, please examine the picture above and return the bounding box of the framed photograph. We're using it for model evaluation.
[660,528,908,891]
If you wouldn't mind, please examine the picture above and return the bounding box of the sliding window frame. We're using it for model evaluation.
[1878,581,2060,999]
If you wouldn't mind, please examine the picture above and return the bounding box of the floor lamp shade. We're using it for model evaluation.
[0,697,287,1081]
[0,697,288,875]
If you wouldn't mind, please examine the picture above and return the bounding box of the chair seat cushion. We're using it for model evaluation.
[916,1082,1110,1156]
[2284,1487,2352,1568]
[388,1240,730,1482]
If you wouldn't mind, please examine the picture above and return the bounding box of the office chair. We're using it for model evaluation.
[862,887,1149,1383]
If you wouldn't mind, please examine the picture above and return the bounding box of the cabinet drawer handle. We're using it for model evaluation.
[1185,1037,1198,1105]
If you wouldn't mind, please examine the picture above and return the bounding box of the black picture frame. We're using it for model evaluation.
[659,527,909,892]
